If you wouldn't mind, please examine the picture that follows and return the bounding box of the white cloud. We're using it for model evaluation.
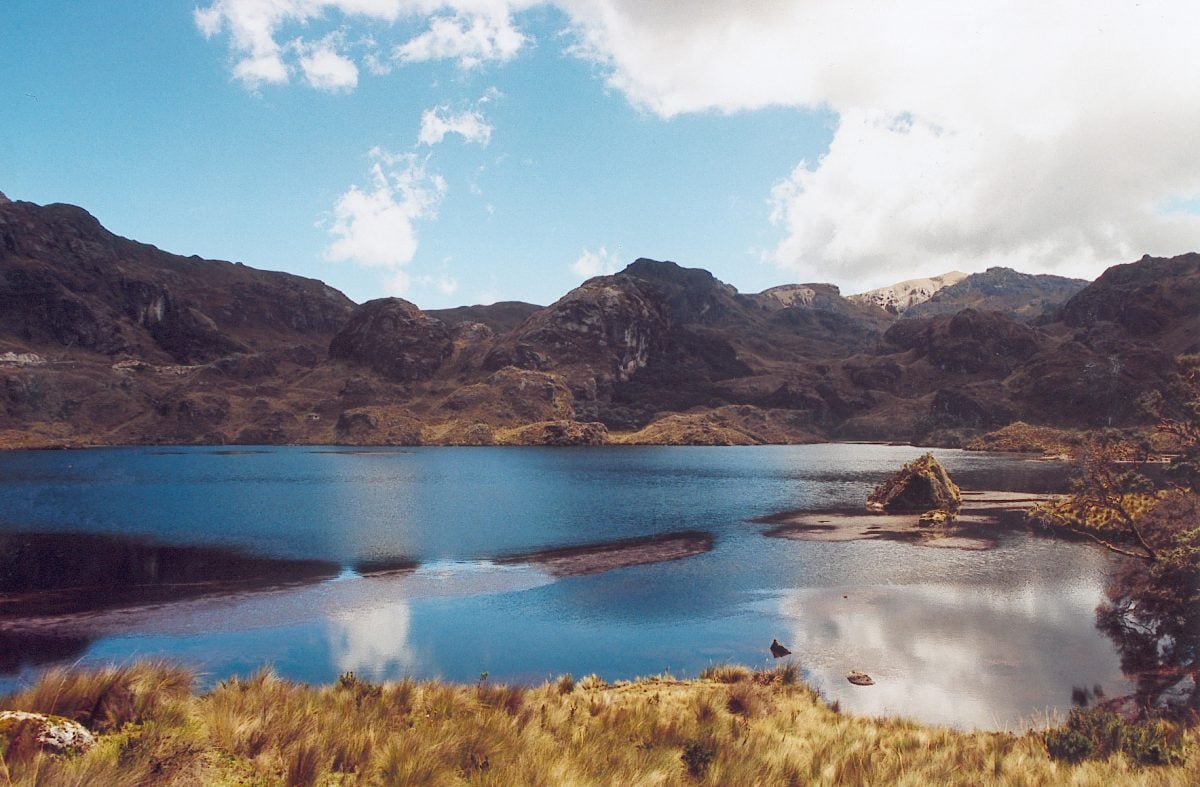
[394,10,526,68]
[418,106,493,146]
[197,1,1200,287]
[195,1,529,89]
[553,1,1200,287]
[296,37,359,91]
[570,245,621,278]
[325,148,447,270]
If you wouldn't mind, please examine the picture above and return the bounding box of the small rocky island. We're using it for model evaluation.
[760,453,1057,550]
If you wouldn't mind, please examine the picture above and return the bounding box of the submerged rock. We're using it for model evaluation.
[0,711,96,755]
[867,453,961,513]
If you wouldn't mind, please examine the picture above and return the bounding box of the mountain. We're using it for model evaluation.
[847,272,967,314]
[2,194,1195,448]
[0,197,353,365]
[903,267,1089,321]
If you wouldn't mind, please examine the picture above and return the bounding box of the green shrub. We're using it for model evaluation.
[1044,727,1094,763]
[1044,706,1185,766]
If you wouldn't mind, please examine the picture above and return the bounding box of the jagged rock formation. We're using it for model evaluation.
[1,194,1197,448]
[867,453,961,512]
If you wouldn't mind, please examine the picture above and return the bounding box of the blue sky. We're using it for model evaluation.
[4,2,1199,308]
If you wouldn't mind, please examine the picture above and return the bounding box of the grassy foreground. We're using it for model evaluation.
[1,662,1196,786]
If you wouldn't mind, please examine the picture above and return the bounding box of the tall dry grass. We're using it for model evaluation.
[1,661,1196,785]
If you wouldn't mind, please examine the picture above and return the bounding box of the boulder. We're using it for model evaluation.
[846,671,875,686]
[0,710,96,756]
[867,453,961,512]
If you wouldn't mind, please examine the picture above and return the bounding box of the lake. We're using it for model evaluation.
[0,444,1127,729]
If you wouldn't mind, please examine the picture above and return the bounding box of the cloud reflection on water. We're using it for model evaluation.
[778,583,1131,729]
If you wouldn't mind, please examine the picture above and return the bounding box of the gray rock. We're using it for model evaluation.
[0,710,96,754]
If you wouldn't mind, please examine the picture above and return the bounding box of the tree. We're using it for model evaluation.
[1032,356,1200,719]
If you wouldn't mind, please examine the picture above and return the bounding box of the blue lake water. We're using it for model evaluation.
[0,444,1127,729]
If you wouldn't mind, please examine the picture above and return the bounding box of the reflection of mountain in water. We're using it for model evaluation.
[1,532,341,615]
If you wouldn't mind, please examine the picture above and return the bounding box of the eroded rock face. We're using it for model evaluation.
[330,298,453,382]
[867,453,961,512]
[0,711,96,756]
[485,275,670,384]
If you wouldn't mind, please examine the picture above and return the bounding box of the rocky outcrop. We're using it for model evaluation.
[0,711,95,756]
[334,406,424,444]
[484,271,671,385]
[329,298,453,382]
[867,453,961,512]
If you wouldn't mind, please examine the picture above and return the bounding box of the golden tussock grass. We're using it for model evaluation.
[1,662,1196,786]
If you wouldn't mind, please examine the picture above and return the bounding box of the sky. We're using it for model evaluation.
[3,1,1199,309]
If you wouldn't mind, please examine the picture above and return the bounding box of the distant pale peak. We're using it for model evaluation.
[847,271,968,315]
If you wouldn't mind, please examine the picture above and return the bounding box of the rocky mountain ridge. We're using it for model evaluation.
[1,195,1194,447]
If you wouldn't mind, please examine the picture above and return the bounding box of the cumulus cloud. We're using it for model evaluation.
[325,148,447,271]
[554,0,1200,286]
[418,106,493,146]
[570,245,621,278]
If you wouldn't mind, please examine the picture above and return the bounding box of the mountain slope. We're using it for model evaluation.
[0,197,354,364]
[903,267,1088,321]
[2,194,1196,448]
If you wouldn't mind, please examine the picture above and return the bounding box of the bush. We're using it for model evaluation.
[681,737,717,778]
[1044,727,1094,763]
[1044,707,1186,766]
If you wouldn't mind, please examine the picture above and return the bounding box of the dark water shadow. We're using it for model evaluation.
[353,557,421,576]
[0,531,340,619]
